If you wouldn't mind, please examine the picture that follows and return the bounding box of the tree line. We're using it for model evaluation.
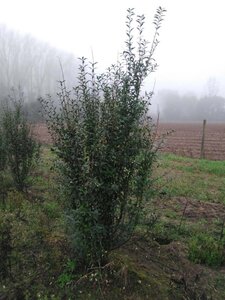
[0,24,78,121]
[156,89,225,122]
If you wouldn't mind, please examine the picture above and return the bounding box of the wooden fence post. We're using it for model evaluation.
[200,119,206,159]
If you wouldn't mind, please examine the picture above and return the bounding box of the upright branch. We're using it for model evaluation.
[40,7,166,267]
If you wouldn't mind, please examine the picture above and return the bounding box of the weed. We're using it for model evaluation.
[151,221,191,244]
[188,233,225,266]
[57,260,76,288]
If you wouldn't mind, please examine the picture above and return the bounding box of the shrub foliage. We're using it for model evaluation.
[0,89,40,191]
[41,7,165,265]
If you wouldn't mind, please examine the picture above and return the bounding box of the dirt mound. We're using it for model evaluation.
[117,237,221,299]
[157,196,225,222]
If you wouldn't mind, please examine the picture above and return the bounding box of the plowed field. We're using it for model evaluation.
[159,123,225,160]
[34,122,225,160]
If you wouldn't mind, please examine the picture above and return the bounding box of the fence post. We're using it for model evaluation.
[200,119,206,159]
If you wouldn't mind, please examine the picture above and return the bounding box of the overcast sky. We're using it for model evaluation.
[0,0,225,97]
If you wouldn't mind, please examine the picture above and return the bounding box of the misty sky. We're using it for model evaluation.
[1,0,225,97]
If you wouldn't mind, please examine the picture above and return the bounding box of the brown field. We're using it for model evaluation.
[33,123,52,145]
[34,122,225,160]
[159,122,225,160]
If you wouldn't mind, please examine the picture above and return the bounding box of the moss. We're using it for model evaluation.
[108,251,177,300]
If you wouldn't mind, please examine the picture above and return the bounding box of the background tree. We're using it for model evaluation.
[156,84,225,122]
[0,25,78,122]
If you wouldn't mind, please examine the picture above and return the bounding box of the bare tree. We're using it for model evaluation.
[0,25,78,104]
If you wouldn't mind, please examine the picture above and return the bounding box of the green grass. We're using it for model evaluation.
[2,147,225,299]
[163,153,225,176]
[150,152,225,270]
[188,233,225,266]
[155,153,225,203]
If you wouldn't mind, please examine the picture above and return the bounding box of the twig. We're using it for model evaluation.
[178,198,188,233]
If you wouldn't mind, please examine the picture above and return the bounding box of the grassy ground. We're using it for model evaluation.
[1,148,225,299]
[154,153,225,202]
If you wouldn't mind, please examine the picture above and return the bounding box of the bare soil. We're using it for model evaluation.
[155,196,225,221]
[159,122,225,160]
[33,123,52,144]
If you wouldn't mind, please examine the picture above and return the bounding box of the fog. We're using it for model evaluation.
[154,87,225,122]
[0,0,225,122]
[0,25,80,120]
[0,25,78,99]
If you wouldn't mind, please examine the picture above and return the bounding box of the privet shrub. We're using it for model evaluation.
[0,192,67,299]
[0,212,12,280]
[1,89,40,191]
[0,105,9,204]
[41,7,165,266]
[0,127,7,172]
[0,127,7,203]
